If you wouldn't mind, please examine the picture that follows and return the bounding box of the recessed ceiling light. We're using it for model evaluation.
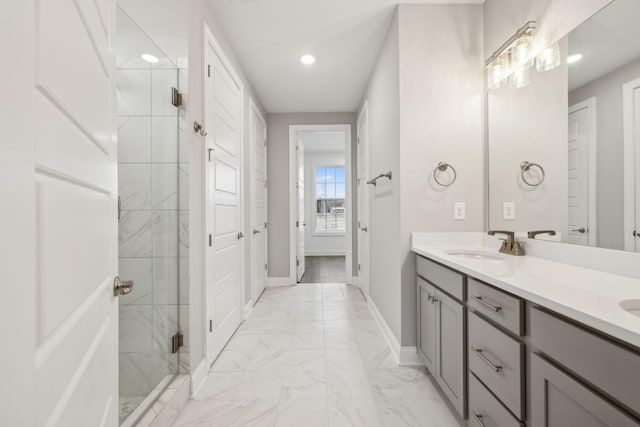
[567,53,583,64]
[300,54,316,65]
[141,53,159,63]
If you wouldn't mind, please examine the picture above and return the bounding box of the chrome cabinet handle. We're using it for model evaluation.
[472,411,487,427]
[253,229,260,235]
[572,227,586,233]
[113,276,134,297]
[427,293,433,302]
[471,295,502,312]
[471,347,502,372]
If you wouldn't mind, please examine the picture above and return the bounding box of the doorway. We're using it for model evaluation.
[288,125,353,284]
[624,77,640,252]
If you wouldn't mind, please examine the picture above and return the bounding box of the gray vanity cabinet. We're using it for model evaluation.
[416,257,466,419]
[530,353,638,427]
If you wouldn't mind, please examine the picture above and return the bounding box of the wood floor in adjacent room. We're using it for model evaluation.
[300,256,346,284]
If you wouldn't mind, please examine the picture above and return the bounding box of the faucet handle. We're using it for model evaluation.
[487,230,515,240]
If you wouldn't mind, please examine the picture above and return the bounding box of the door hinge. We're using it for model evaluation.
[296,183,299,189]
[296,258,300,266]
[208,148,214,161]
[358,263,361,271]
[296,221,299,228]
[171,331,184,354]
[296,145,299,151]
[171,87,183,107]
[207,64,211,77]
[117,196,122,221]
[357,178,360,186]
[264,222,267,229]
[209,319,213,332]
[209,234,212,247]
[265,263,268,271]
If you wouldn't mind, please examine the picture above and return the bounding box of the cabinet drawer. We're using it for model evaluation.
[468,311,524,419]
[416,256,464,301]
[468,278,524,335]
[531,353,638,427]
[530,307,640,418]
[469,373,523,427]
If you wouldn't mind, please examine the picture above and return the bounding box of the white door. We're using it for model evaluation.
[204,29,244,364]
[5,0,119,425]
[296,143,306,282]
[357,104,370,297]
[624,78,640,252]
[250,101,267,303]
[567,103,591,246]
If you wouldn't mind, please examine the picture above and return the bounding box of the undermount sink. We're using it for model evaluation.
[445,249,504,261]
[619,300,640,318]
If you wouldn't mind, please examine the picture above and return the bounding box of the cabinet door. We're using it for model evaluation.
[419,282,437,373]
[436,290,466,418]
[531,354,638,427]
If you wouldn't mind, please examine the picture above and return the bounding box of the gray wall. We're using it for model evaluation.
[360,4,484,347]
[361,10,402,341]
[266,113,358,278]
[188,0,266,375]
[570,58,640,250]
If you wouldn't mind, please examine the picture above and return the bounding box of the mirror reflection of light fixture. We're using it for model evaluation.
[536,42,561,72]
[567,53,584,64]
[512,34,534,69]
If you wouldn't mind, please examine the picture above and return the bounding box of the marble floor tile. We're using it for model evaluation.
[183,282,461,427]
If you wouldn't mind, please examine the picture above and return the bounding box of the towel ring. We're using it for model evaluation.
[520,161,545,186]
[433,162,457,187]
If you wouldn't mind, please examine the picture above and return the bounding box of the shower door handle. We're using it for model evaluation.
[113,276,134,297]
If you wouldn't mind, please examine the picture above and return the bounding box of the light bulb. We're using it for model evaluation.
[511,67,530,89]
[511,34,534,70]
[487,53,509,90]
[536,42,561,72]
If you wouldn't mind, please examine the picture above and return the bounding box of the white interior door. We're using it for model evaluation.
[204,30,244,364]
[357,104,370,297]
[568,104,591,246]
[296,143,306,282]
[12,0,120,425]
[624,78,640,252]
[250,102,267,303]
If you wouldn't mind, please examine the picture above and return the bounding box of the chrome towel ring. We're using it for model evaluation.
[520,161,545,186]
[433,162,457,187]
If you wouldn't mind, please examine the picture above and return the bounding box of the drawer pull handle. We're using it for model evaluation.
[471,347,502,372]
[471,295,502,312]
[472,411,487,427]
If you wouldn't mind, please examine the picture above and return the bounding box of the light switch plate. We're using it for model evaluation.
[503,202,515,220]
[454,202,466,220]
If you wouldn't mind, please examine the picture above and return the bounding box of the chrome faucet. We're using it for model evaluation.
[488,230,526,256]
[527,230,556,239]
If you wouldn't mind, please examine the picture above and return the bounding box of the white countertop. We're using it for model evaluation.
[411,233,640,349]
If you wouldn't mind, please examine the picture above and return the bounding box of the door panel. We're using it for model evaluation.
[634,86,640,252]
[33,0,118,425]
[205,32,244,364]
[567,104,591,246]
[296,144,305,281]
[357,105,370,296]
[250,104,267,303]
[436,290,465,418]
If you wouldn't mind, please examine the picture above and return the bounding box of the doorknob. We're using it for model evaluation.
[253,229,260,235]
[237,232,244,239]
[360,226,368,232]
[572,227,586,234]
[113,276,134,297]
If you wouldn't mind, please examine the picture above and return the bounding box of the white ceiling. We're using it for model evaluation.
[568,0,640,91]
[299,131,346,153]
[210,0,484,113]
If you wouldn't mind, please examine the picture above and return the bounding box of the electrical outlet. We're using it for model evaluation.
[503,202,515,220]
[454,202,466,220]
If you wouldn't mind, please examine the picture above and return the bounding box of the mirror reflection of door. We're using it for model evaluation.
[623,77,640,252]
[567,99,596,246]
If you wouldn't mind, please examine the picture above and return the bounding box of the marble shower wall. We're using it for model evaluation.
[117,58,189,399]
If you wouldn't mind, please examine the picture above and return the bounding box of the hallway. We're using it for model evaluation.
[300,257,346,284]
[174,283,460,427]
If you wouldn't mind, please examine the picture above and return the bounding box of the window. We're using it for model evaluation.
[314,166,345,233]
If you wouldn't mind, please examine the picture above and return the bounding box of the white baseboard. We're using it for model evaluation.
[367,297,401,364]
[244,300,253,319]
[399,346,423,366]
[190,358,208,398]
[267,277,293,287]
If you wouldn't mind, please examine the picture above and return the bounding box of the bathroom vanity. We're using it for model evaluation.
[412,233,640,427]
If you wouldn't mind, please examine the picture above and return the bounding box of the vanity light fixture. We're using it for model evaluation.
[567,53,584,64]
[486,21,536,89]
[141,53,159,63]
[511,67,530,89]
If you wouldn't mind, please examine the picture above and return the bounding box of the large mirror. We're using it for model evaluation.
[488,0,640,252]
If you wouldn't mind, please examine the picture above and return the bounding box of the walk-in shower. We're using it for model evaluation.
[115,7,188,425]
